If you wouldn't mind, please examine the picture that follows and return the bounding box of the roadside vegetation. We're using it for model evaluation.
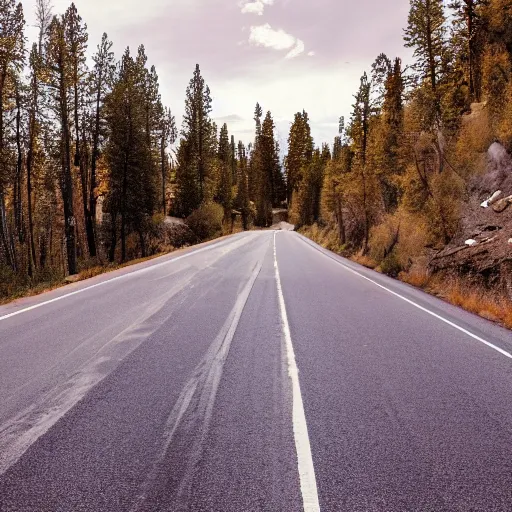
[1,0,511,327]
[0,0,285,303]
[291,0,512,330]
[301,223,512,329]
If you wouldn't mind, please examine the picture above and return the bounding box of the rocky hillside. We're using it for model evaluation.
[430,141,512,299]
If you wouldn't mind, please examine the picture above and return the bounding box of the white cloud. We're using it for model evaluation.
[307,51,315,57]
[241,1,264,15]
[286,40,304,59]
[210,65,365,147]
[240,0,274,16]
[248,23,305,59]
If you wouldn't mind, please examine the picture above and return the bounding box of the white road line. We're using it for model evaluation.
[297,234,512,361]
[274,232,321,512]
[0,234,249,322]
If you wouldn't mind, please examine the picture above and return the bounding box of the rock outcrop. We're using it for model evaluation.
[429,143,512,299]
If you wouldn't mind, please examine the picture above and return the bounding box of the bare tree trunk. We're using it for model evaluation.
[138,228,146,258]
[15,82,24,245]
[362,168,370,255]
[80,121,96,258]
[39,227,47,268]
[336,195,346,246]
[109,212,117,263]
[0,71,16,271]
[0,192,16,271]
[121,156,128,263]
[161,138,167,215]
[89,74,103,258]
[27,78,38,272]
[58,46,77,275]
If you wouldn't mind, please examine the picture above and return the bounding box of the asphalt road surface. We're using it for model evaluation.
[1,230,512,511]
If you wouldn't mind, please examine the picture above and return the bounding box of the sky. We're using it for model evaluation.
[21,0,414,150]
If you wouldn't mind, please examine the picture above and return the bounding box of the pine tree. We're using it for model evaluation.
[254,102,262,137]
[348,73,378,252]
[175,64,214,216]
[46,15,78,275]
[332,117,346,161]
[26,0,51,276]
[296,148,325,226]
[64,3,93,255]
[25,0,52,272]
[253,110,281,227]
[350,73,373,166]
[322,155,348,245]
[285,110,313,206]
[235,140,250,230]
[377,57,406,211]
[158,106,176,215]
[404,0,447,94]
[230,134,237,184]
[104,48,154,262]
[0,0,25,272]
[26,44,39,273]
[449,0,486,102]
[90,32,115,252]
[371,53,393,107]
[217,123,232,221]
[248,103,263,203]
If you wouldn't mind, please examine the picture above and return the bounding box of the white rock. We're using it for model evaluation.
[488,190,503,205]
[481,190,502,208]
[465,239,478,246]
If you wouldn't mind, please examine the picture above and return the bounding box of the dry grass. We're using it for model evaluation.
[78,265,115,280]
[300,228,512,331]
[0,277,64,306]
[0,252,173,306]
[299,224,345,254]
[400,267,431,288]
[1,227,241,306]
[351,253,378,270]
[427,276,512,329]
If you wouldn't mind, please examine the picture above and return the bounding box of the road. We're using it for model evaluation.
[1,230,512,511]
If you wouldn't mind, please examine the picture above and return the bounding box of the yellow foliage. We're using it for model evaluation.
[288,190,301,226]
[482,47,511,122]
[400,265,430,288]
[299,224,345,254]
[455,107,493,178]
[441,278,512,328]
[369,209,429,274]
[496,81,512,151]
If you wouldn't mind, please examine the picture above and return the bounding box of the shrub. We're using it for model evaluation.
[0,264,64,304]
[400,263,430,288]
[369,214,400,262]
[369,209,430,274]
[186,202,224,241]
[455,107,492,179]
[380,252,402,277]
[394,213,429,270]
[165,222,196,248]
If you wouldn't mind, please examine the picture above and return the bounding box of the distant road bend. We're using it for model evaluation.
[1,230,512,511]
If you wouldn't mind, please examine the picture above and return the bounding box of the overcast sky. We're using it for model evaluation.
[22,0,413,149]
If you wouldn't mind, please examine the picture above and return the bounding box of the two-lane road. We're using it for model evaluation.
[1,231,512,511]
